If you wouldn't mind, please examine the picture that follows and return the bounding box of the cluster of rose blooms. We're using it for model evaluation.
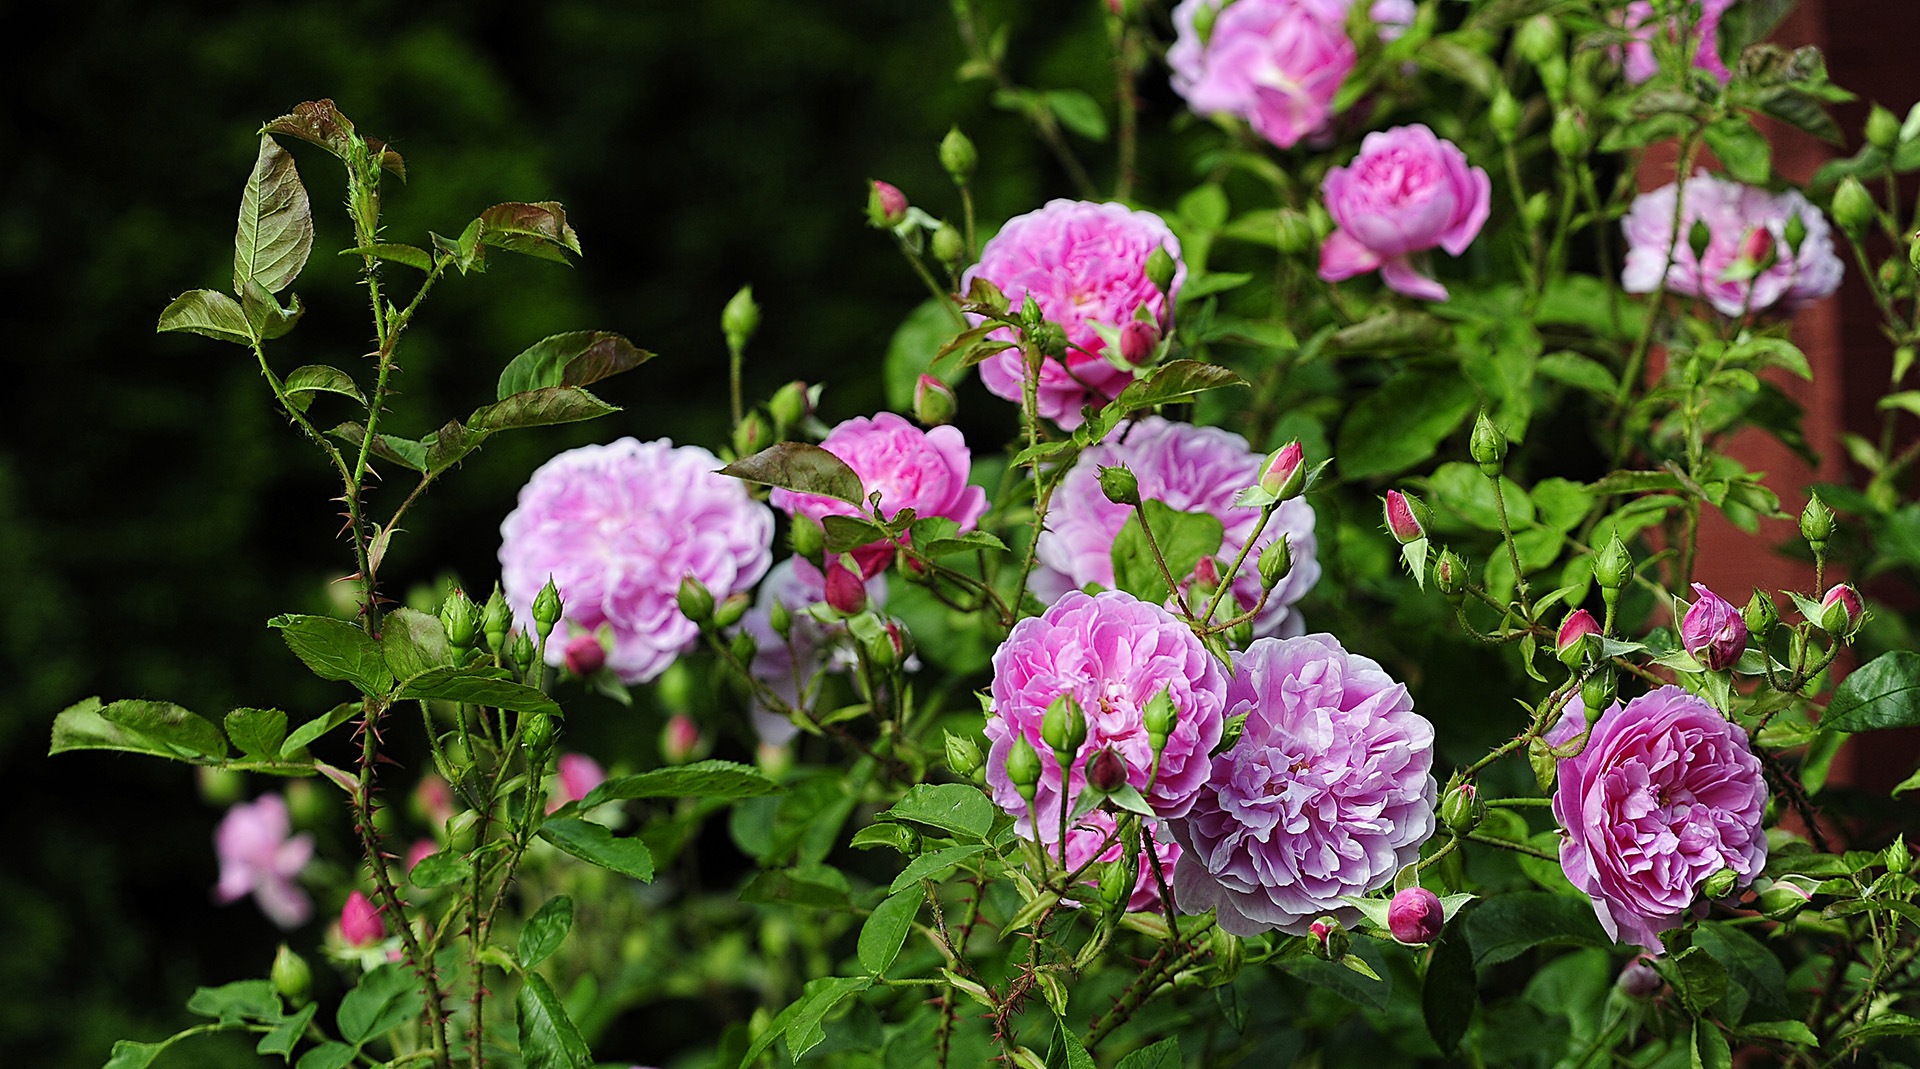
[213,0,1848,965]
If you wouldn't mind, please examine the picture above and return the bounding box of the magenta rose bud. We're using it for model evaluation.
[1557,608,1602,665]
[913,374,957,426]
[1087,746,1129,794]
[1621,173,1843,318]
[1060,811,1182,913]
[1818,583,1864,637]
[1617,955,1664,998]
[1169,0,1356,150]
[661,714,702,765]
[1172,634,1437,936]
[983,591,1228,843]
[1616,0,1735,86]
[1548,686,1767,951]
[214,794,315,930]
[1681,583,1747,671]
[1034,417,1319,638]
[1739,226,1776,268]
[339,891,384,948]
[1383,490,1424,544]
[414,775,454,828]
[961,200,1184,428]
[1319,124,1492,302]
[823,558,869,615]
[770,412,988,576]
[500,438,774,685]
[1259,441,1306,500]
[1388,886,1444,945]
[868,180,908,227]
[1119,319,1161,366]
[562,634,607,677]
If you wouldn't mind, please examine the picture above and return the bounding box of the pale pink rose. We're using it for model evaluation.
[557,753,607,804]
[214,794,314,929]
[1169,0,1359,149]
[1618,0,1735,86]
[1319,124,1491,301]
[1620,172,1843,317]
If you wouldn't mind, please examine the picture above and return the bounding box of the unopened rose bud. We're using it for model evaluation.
[677,575,715,624]
[1818,583,1864,638]
[1005,732,1042,797]
[1435,549,1467,599]
[1549,108,1587,159]
[1099,465,1141,507]
[1258,441,1306,500]
[733,410,770,458]
[932,222,966,266]
[1689,218,1714,263]
[1595,533,1632,591]
[944,731,984,777]
[1537,52,1568,99]
[522,709,555,759]
[1145,246,1177,293]
[1681,583,1748,672]
[1388,886,1444,944]
[440,588,478,649]
[482,585,511,654]
[1743,589,1778,640]
[714,592,751,629]
[1581,669,1616,720]
[1556,609,1601,666]
[1523,190,1551,230]
[1880,255,1903,292]
[914,374,957,426]
[1800,493,1834,549]
[1041,692,1089,759]
[867,180,908,228]
[863,618,902,671]
[766,380,810,430]
[1383,490,1425,544]
[562,634,606,677]
[1439,782,1485,838]
[340,890,385,948]
[1784,213,1807,254]
[722,285,760,355]
[1032,320,1067,359]
[271,944,312,1005]
[1617,955,1663,999]
[532,579,564,639]
[1490,91,1522,144]
[1867,104,1900,150]
[1192,555,1221,593]
[1884,835,1910,876]
[661,714,702,765]
[1099,857,1132,912]
[1119,319,1161,366]
[768,598,792,639]
[1515,14,1561,64]
[1142,688,1177,751]
[1833,177,1875,237]
[509,630,536,674]
[823,559,868,615]
[1274,208,1314,255]
[1754,883,1812,920]
[1309,917,1349,961]
[939,126,978,184]
[1469,411,1506,474]
[1739,228,1778,274]
[1087,746,1128,794]
[789,514,825,562]
[1258,535,1293,590]
[1701,867,1739,900]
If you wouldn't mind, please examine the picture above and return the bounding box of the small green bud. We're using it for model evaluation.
[1754,884,1812,920]
[271,944,312,1006]
[932,222,965,266]
[676,575,715,625]
[440,588,478,649]
[1490,91,1522,144]
[1537,53,1569,100]
[532,578,564,640]
[713,592,751,630]
[1595,533,1632,591]
[1192,0,1220,41]
[509,629,536,674]
[789,513,825,562]
[1800,492,1834,549]
[944,730,984,777]
[767,380,810,430]
[862,617,900,671]
[1880,254,1905,293]
[1689,218,1713,263]
[1549,107,1587,160]
[1005,731,1042,796]
[1743,589,1778,641]
[1581,668,1616,719]
[481,585,511,654]
[1867,104,1901,151]
[1832,177,1875,237]
[1522,190,1551,231]
[939,126,978,184]
[732,410,770,459]
[730,628,757,664]
[1258,535,1293,590]
[1701,867,1739,900]
[1099,465,1141,507]
[1041,692,1089,759]
[1143,687,1178,751]
[1439,782,1485,838]
[1515,14,1561,65]
[1099,857,1133,913]
[768,598,792,639]
[722,285,760,355]
[1435,549,1468,599]
[1784,212,1807,254]
[1469,411,1507,475]
[523,710,555,759]
[1309,917,1349,961]
[914,374,957,426]
[1032,320,1067,359]
[1145,246,1177,293]
[1274,208,1314,255]
[1885,834,1911,876]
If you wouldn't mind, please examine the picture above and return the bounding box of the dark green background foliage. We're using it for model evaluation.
[0,2,1105,1063]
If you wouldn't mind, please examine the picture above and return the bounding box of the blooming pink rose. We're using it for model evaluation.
[1618,0,1735,86]
[1172,634,1436,936]
[1549,686,1768,952]
[1681,583,1746,671]
[500,438,773,685]
[1319,124,1491,301]
[1060,811,1182,914]
[215,794,314,929]
[769,413,987,575]
[1621,172,1843,317]
[961,200,1184,429]
[983,591,1228,842]
[1034,417,1319,638]
[1169,0,1357,149]
[339,890,385,948]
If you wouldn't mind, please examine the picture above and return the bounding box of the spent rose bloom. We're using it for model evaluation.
[1168,0,1358,149]
[500,438,774,684]
[1681,583,1747,671]
[215,794,314,929]
[1549,686,1768,952]
[1034,417,1320,638]
[961,200,1184,429]
[1621,172,1844,317]
[1319,124,1492,301]
[1172,634,1437,937]
[738,557,892,745]
[1618,0,1735,86]
[769,412,987,575]
[1060,811,1182,914]
[984,591,1228,841]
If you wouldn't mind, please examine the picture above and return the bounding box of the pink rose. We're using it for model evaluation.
[1319,124,1491,301]
[339,890,385,948]
[1621,172,1843,317]
[214,794,314,929]
[1618,0,1735,86]
[1059,811,1182,914]
[1169,0,1358,149]
[1681,583,1746,671]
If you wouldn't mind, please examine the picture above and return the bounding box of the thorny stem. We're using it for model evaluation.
[1198,504,1276,627]
[1131,500,1196,619]
[1084,914,1217,1047]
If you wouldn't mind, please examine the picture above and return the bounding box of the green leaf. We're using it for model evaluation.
[339,243,432,272]
[1823,650,1920,731]
[96,699,228,759]
[50,697,182,760]
[239,280,304,341]
[721,441,865,506]
[234,135,313,296]
[380,607,454,682]
[1843,1013,1920,1041]
[1416,34,1499,95]
[1115,1037,1181,1069]
[279,702,359,758]
[822,514,894,554]
[478,201,581,264]
[282,365,364,413]
[408,850,470,889]
[1464,892,1609,967]
[739,865,852,909]
[1337,368,1477,480]
[1111,360,1247,415]
[1675,945,1729,1015]
[876,783,996,841]
[890,844,989,894]
[336,963,424,1045]
[1044,88,1108,141]
[885,298,964,411]
[294,1043,355,1069]
[257,1002,317,1060]
[1111,501,1223,606]
[518,972,594,1069]
[518,895,574,968]
[269,614,394,694]
[783,977,873,1062]
[1703,119,1771,184]
[1691,1019,1732,1069]
[1735,1019,1818,1046]
[1423,922,1476,1054]
[1694,921,1791,1021]
[581,760,785,808]
[1538,350,1620,397]
[494,331,653,400]
[157,289,254,345]
[224,707,288,759]
[1330,311,1454,353]
[188,979,281,1024]
[857,887,922,976]
[393,665,560,716]
[1427,463,1535,532]
[103,1040,167,1069]
[1280,941,1392,1009]
[1587,469,1683,495]
[539,817,654,881]
[468,386,618,435]
[1049,1015,1098,1069]
[328,421,426,472]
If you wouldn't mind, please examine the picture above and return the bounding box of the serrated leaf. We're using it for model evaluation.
[380,606,454,682]
[519,895,574,968]
[518,972,594,1069]
[539,817,654,881]
[96,699,228,759]
[268,614,394,694]
[467,386,618,435]
[408,850,470,889]
[295,1042,355,1069]
[1675,945,1729,1014]
[50,697,183,761]
[1692,1019,1732,1069]
[329,421,426,472]
[157,289,254,345]
[721,442,865,506]
[1115,1037,1180,1069]
[494,331,653,400]
[393,665,559,716]
[877,783,996,840]
[224,707,288,759]
[336,963,422,1045]
[279,702,359,758]
[282,365,364,413]
[261,99,404,177]
[1823,650,1920,732]
[1111,501,1223,607]
[1464,892,1609,966]
[890,844,989,894]
[234,135,313,296]
[739,865,851,909]
[257,1001,317,1059]
[188,979,281,1024]
[1111,360,1246,413]
[103,1040,167,1069]
[478,202,581,263]
[857,887,921,975]
[238,279,304,341]
[581,760,785,808]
